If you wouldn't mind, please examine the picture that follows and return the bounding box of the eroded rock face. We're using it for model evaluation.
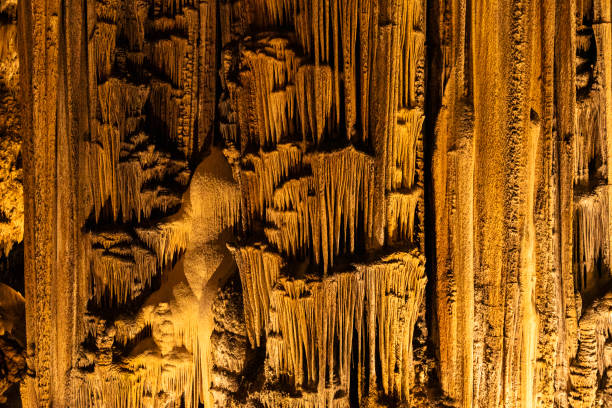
[4,0,612,407]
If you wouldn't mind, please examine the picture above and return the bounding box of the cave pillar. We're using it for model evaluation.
[433,0,558,406]
[18,0,88,406]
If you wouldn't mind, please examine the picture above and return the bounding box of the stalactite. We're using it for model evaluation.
[93,22,117,82]
[246,0,417,147]
[573,185,609,293]
[308,147,375,273]
[75,356,196,408]
[94,0,121,23]
[148,81,184,148]
[295,65,333,145]
[135,221,190,267]
[69,4,221,406]
[88,231,158,304]
[15,0,612,405]
[241,37,301,147]
[265,176,314,258]
[96,78,150,130]
[87,77,198,224]
[218,56,240,146]
[86,128,190,223]
[575,96,606,181]
[264,147,376,272]
[397,0,424,109]
[221,0,425,398]
[249,0,293,27]
[385,189,420,244]
[0,11,21,255]
[228,244,284,347]
[241,143,303,221]
[263,251,425,401]
[78,260,231,408]
[149,37,189,89]
[389,108,423,191]
[267,271,364,390]
[358,251,426,400]
[259,389,350,408]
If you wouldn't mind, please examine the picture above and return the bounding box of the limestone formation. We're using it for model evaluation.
[0,0,612,407]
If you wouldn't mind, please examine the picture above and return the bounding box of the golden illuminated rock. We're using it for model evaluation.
[0,0,21,256]
[0,0,611,407]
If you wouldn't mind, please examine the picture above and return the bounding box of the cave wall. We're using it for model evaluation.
[0,0,611,407]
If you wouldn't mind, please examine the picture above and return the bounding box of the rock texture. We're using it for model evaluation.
[1,0,612,407]
[0,283,25,405]
[0,0,21,257]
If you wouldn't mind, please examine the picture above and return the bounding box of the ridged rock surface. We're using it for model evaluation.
[0,0,611,407]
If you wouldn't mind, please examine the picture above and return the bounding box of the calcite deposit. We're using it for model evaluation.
[0,0,611,407]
